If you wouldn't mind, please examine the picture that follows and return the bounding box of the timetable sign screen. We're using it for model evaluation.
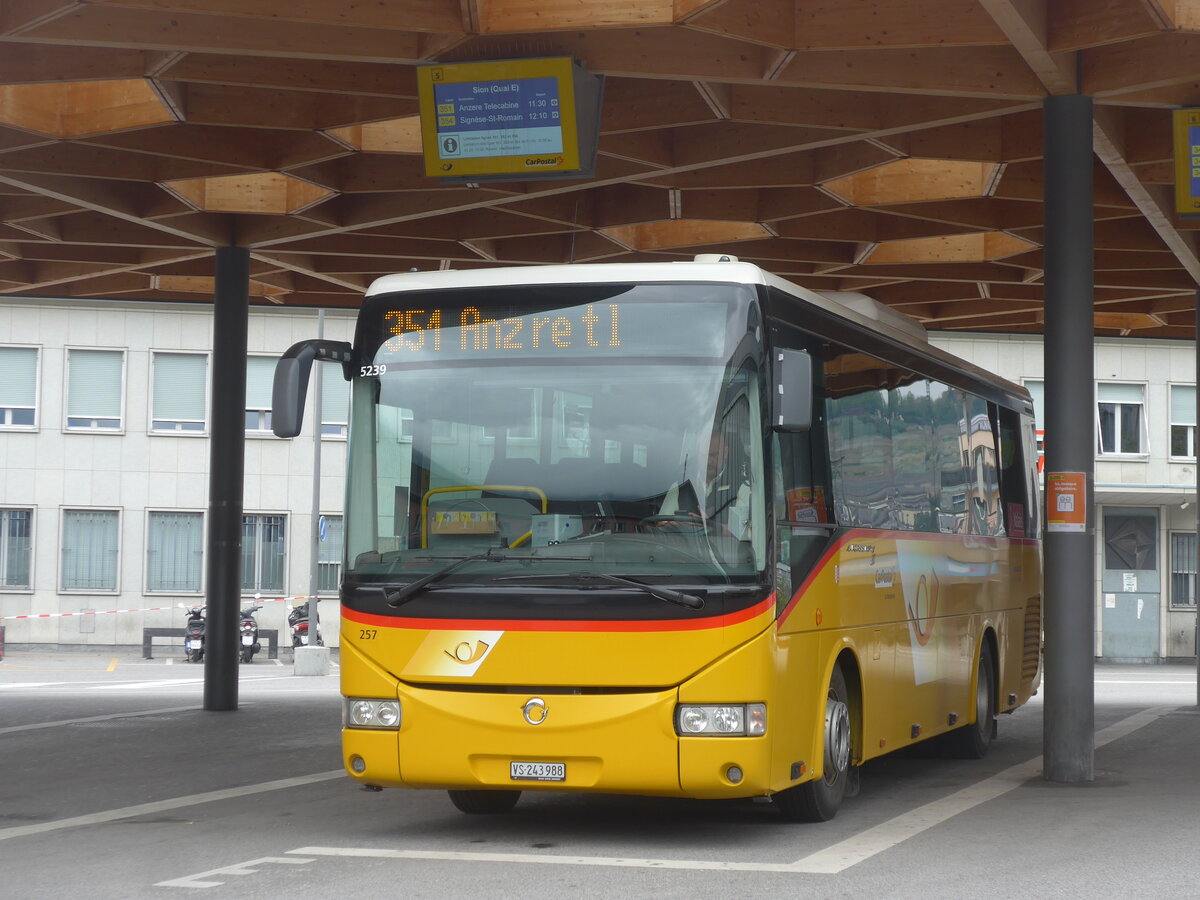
[419,58,582,178]
[1173,109,1200,216]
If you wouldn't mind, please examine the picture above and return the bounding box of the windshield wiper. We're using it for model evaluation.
[496,571,704,610]
[381,550,590,608]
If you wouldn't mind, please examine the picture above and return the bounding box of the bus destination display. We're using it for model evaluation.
[373,301,731,363]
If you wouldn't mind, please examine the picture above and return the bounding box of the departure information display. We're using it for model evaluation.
[1173,108,1200,216]
[433,77,563,162]
[418,58,584,178]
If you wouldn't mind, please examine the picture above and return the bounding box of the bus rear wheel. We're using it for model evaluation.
[773,666,854,822]
[447,789,521,814]
[947,641,995,759]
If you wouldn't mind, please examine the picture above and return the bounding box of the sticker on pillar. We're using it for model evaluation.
[1046,472,1087,532]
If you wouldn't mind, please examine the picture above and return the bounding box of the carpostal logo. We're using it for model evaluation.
[525,155,564,168]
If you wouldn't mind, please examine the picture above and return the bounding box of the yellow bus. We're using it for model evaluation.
[273,256,1042,822]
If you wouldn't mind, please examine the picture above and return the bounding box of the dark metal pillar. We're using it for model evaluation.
[1042,94,1095,781]
[204,246,249,711]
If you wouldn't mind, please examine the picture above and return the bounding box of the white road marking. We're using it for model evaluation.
[86,678,205,690]
[285,707,1173,878]
[0,770,343,842]
[156,856,315,889]
[291,846,804,873]
[0,705,201,736]
[788,705,1173,873]
[86,674,288,690]
[0,682,68,690]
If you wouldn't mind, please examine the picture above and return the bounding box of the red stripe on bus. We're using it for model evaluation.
[342,595,776,633]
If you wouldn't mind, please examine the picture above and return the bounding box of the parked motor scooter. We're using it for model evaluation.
[288,603,322,647]
[183,605,205,663]
[239,604,262,663]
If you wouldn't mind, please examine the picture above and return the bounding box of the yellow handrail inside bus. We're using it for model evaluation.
[420,484,548,549]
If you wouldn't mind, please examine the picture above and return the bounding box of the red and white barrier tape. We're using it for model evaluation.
[0,594,317,621]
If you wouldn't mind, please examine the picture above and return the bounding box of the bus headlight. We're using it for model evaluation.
[344,698,401,730]
[675,703,765,736]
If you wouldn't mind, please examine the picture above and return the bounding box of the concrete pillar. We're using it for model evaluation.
[1042,94,1096,781]
[203,246,249,711]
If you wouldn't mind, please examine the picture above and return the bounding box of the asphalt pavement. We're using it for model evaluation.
[1,649,1198,899]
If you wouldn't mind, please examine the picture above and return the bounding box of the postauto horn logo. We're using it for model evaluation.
[525,156,564,168]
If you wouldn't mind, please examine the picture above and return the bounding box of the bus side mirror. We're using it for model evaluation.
[272,339,354,438]
[772,349,813,432]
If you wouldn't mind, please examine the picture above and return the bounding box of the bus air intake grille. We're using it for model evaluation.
[1022,594,1042,683]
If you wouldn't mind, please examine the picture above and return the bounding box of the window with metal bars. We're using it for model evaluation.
[1,508,32,589]
[241,514,286,593]
[1170,532,1197,609]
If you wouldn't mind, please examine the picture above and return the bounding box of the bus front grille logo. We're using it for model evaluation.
[522,697,549,725]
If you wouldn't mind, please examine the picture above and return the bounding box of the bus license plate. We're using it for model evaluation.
[510,761,565,782]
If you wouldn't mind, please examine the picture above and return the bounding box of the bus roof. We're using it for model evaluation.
[364,259,1031,411]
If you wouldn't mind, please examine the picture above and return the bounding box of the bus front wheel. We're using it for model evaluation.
[773,666,855,822]
[447,789,521,814]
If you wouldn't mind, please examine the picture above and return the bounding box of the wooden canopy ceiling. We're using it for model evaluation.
[2,0,1200,337]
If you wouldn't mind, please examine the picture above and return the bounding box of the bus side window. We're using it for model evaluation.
[964,395,1003,536]
[931,381,969,534]
[996,405,1031,538]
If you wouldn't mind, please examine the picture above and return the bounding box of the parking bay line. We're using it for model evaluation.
[0,770,344,843]
[289,706,1174,877]
[0,704,201,735]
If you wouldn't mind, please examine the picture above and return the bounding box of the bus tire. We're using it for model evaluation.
[948,640,995,759]
[447,789,521,814]
[773,666,854,822]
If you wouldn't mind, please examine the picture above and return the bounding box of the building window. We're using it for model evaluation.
[242,514,286,593]
[0,346,38,428]
[1,508,33,590]
[1023,379,1044,455]
[321,364,349,437]
[1096,383,1146,455]
[318,514,343,593]
[245,356,277,434]
[61,509,119,591]
[152,352,207,433]
[146,511,203,593]
[1170,384,1195,459]
[65,348,124,431]
[1170,532,1197,608]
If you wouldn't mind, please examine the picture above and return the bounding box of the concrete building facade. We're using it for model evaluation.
[0,296,353,651]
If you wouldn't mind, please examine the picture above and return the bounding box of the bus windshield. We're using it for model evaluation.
[343,283,768,590]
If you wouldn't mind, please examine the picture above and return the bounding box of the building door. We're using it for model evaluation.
[1101,507,1160,660]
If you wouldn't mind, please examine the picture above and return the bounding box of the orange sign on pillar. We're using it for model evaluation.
[1046,472,1087,533]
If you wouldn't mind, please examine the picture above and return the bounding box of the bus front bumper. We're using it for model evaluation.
[342,683,774,799]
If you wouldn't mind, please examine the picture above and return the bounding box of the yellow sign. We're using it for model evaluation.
[1172,109,1200,216]
[417,57,582,178]
[431,510,498,535]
